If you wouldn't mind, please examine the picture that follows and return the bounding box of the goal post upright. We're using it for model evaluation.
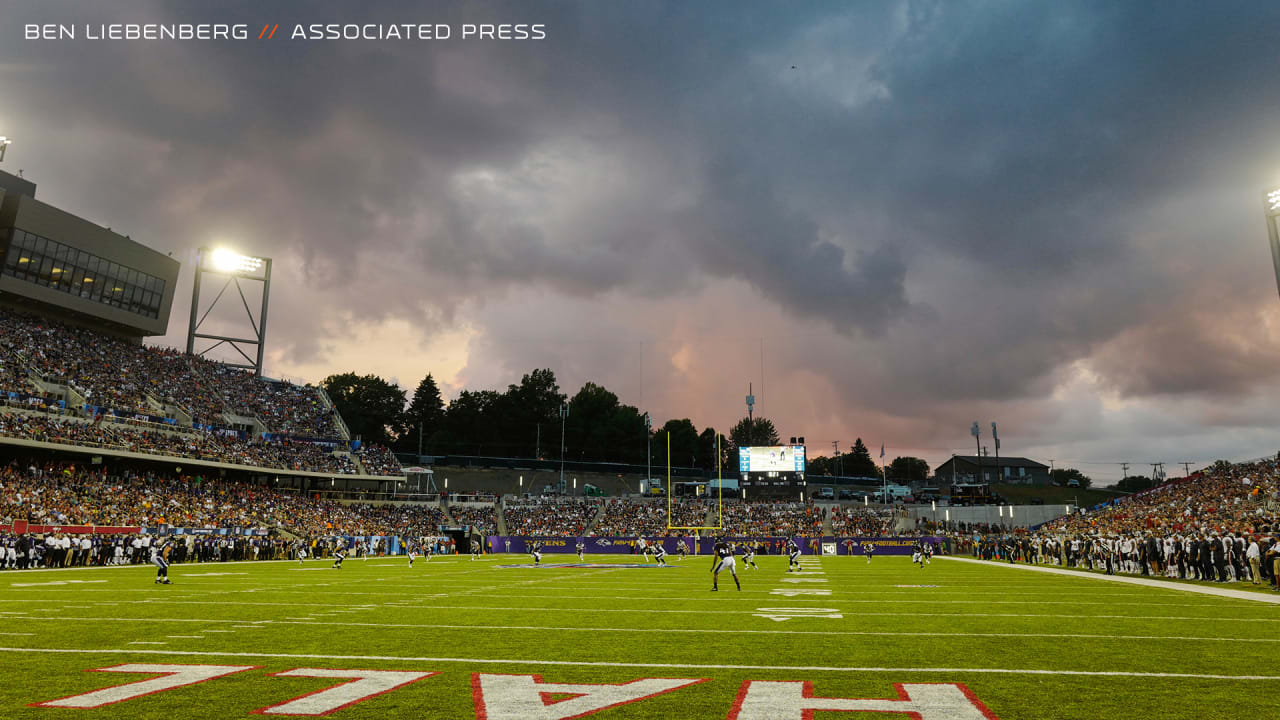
[664,428,724,532]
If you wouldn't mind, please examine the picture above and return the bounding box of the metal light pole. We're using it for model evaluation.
[746,384,755,445]
[559,403,568,494]
[1265,187,1280,300]
[971,422,982,484]
[644,412,652,492]
[991,422,1001,484]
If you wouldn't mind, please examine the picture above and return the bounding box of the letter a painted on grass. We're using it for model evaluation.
[473,673,707,720]
[254,668,438,715]
[727,681,1000,720]
[31,664,260,709]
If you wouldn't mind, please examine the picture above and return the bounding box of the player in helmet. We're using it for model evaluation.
[711,538,740,591]
[152,537,174,585]
[786,538,802,572]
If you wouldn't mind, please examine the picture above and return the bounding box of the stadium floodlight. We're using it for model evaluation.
[0,136,10,162]
[209,247,265,274]
[187,246,273,376]
[1265,187,1280,300]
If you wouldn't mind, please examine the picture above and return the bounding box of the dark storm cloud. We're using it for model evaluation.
[5,0,1280,462]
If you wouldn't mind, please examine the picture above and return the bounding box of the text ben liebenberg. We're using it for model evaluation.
[25,23,547,41]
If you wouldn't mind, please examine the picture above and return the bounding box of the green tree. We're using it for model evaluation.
[807,455,835,476]
[729,417,779,447]
[320,372,407,447]
[844,438,879,478]
[697,427,731,472]
[398,373,445,454]
[888,456,931,484]
[1050,468,1093,489]
[496,368,566,457]
[1114,475,1154,492]
[651,418,699,468]
[437,389,501,455]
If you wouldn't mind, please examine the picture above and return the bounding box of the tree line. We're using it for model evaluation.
[318,368,940,479]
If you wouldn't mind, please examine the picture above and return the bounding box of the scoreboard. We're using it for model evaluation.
[738,445,806,498]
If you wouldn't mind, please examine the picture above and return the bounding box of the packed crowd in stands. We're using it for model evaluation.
[501,498,598,536]
[953,458,1280,589]
[0,456,444,539]
[354,443,403,476]
[719,500,825,537]
[0,412,359,474]
[830,505,901,536]
[446,503,498,534]
[592,498,669,535]
[0,308,337,436]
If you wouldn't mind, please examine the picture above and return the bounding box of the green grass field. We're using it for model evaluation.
[0,553,1276,719]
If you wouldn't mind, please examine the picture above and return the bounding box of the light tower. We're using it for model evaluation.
[1264,187,1280,299]
[186,247,273,376]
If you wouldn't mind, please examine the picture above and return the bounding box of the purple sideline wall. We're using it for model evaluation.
[488,536,944,556]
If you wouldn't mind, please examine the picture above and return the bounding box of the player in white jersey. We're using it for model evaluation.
[576,540,585,561]
[472,541,482,561]
[151,538,174,584]
[863,542,876,564]
[741,542,759,569]
[295,540,308,565]
[636,537,652,562]
[676,538,688,560]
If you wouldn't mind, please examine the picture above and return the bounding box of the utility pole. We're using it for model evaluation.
[746,383,755,446]
[1121,463,1129,484]
[1181,462,1191,478]
[536,424,541,459]
[1048,459,1055,486]
[831,440,840,478]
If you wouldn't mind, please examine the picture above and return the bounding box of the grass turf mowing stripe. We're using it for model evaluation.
[6,615,1278,643]
[2,646,1278,680]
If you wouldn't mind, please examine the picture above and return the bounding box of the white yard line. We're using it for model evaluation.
[0,646,1276,681]
[938,557,1280,604]
[7,599,1273,622]
[12,614,1279,643]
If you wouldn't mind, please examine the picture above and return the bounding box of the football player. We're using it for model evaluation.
[741,542,759,570]
[786,538,802,572]
[332,545,346,569]
[152,537,173,585]
[864,542,876,564]
[653,542,669,566]
[576,539,585,562]
[636,536,652,562]
[676,538,688,561]
[530,540,544,565]
[711,539,740,591]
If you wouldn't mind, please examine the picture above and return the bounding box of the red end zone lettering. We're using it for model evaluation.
[473,673,707,720]
[31,664,261,709]
[726,681,1000,720]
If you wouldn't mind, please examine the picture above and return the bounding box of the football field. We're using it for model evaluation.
[0,553,1276,719]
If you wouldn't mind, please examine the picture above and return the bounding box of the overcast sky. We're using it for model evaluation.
[4,1,1280,480]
